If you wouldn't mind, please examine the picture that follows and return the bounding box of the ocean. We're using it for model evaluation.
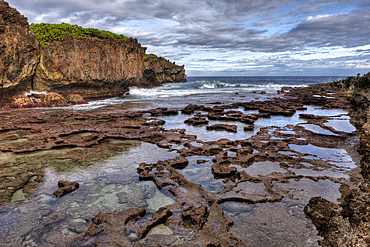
[72,76,347,111]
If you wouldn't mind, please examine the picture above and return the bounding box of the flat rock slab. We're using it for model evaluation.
[206,124,238,133]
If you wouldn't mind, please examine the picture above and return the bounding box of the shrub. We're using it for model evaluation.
[30,22,128,47]
[143,54,158,61]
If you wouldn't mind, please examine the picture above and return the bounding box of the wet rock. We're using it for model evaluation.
[181,104,208,114]
[182,205,208,230]
[207,124,237,133]
[243,125,254,131]
[137,207,173,238]
[143,119,166,126]
[53,180,79,198]
[76,208,146,240]
[124,111,144,118]
[299,114,329,120]
[184,116,209,126]
[304,196,357,246]
[176,203,245,247]
[147,108,178,116]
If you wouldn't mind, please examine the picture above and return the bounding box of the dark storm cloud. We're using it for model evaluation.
[235,53,370,72]
[283,9,370,49]
[356,49,370,54]
[6,0,370,75]
[8,0,370,53]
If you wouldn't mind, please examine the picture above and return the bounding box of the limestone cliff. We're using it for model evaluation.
[0,1,39,93]
[0,1,186,100]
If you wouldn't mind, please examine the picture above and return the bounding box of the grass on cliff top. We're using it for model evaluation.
[143,54,158,61]
[30,22,128,47]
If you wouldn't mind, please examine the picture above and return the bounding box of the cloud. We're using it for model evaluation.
[6,0,370,75]
[284,9,370,48]
[9,0,370,52]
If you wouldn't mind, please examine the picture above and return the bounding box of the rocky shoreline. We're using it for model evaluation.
[1,76,369,246]
[303,73,370,246]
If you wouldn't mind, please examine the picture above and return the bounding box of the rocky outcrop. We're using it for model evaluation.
[142,55,186,86]
[0,1,186,102]
[348,72,370,167]
[0,1,39,93]
[303,72,370,246]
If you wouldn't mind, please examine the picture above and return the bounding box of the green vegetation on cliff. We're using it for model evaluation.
[143,54,158,61]
[30,22,128,47]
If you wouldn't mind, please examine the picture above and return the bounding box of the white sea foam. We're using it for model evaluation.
[128,86,202,98]
[24,90,47,96]
[53,77,341,111]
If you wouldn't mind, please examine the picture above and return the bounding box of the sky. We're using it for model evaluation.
[7,0,370,76]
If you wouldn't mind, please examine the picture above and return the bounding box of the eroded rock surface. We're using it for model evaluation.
[302,73,370,246]
[0,80,364,246]
[0,1,39,93]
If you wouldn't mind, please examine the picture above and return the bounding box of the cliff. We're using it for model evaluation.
[143,54,186,86]
[0,1,186,102]
[0,1,39,93]
[33,34,146,98]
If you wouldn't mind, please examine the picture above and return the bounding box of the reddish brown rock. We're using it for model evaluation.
[176,204,245,247]
[53,180,79,198]
[206,124,238,133]
[299,114,329,120]
[181,104,208,114]
[137,207,173,238]
[243,125,254,131]
[184,116,209,125]
[147,108,178,116]
[182,205,208,230]
[77,208,146,240]
[304,196,361,246]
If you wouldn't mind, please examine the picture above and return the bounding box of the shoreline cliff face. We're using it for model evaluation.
[0,1,186,102]
[0,1,39,94]
[33,34,146,98]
